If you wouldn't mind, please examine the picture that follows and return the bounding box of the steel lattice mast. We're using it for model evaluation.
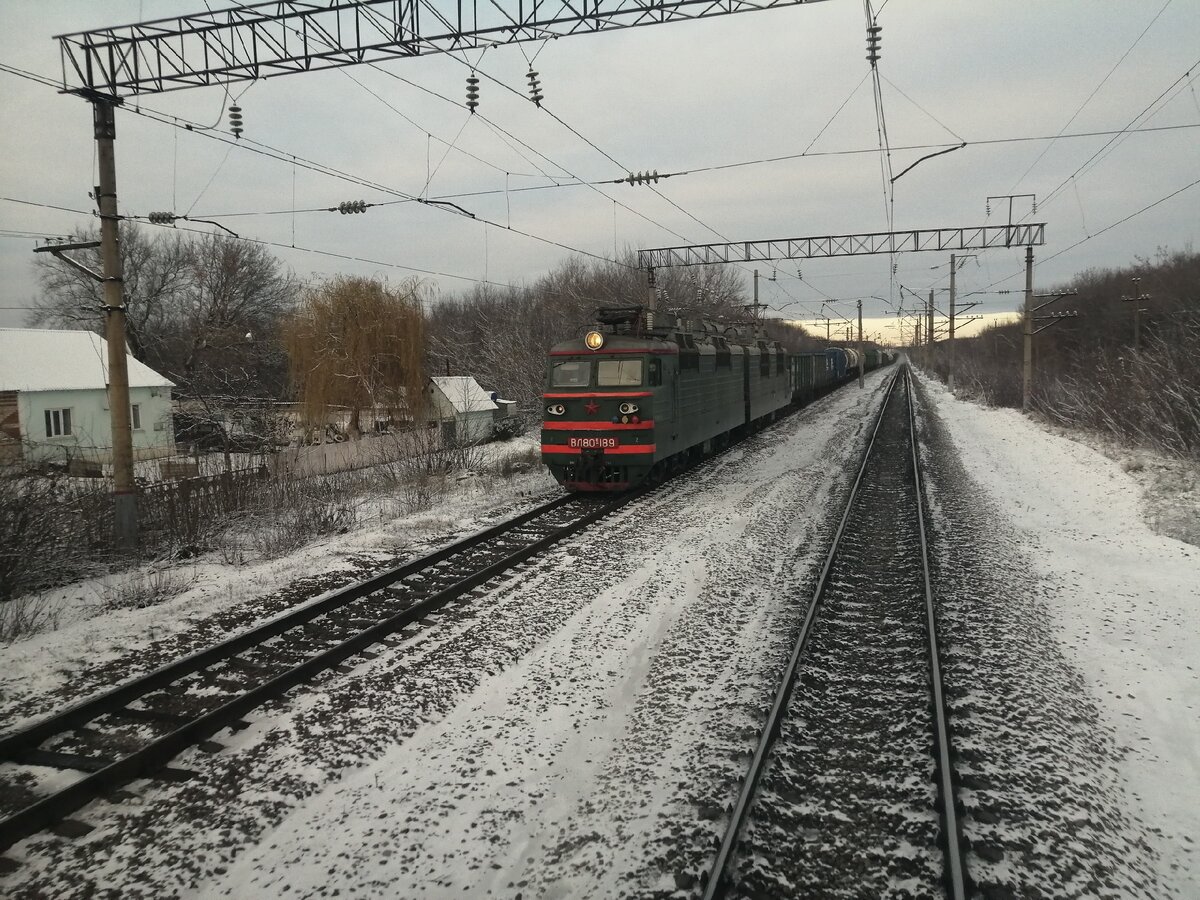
[57,0,829,97]
[637,223,1046,268]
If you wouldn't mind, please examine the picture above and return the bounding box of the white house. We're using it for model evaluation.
[0,328,175,467]
[426,376,499,444]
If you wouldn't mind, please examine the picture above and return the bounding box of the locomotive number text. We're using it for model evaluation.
[568,436,619,449]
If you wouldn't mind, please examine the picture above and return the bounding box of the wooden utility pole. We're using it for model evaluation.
[1022,244,1034,412]
[94,96,137,548]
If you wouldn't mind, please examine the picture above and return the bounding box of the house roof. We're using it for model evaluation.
[0,328,174,392]
[429,376,498,414]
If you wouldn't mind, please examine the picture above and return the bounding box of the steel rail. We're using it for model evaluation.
[905,368,969,900]
[0,492,631,853]
[0,493,578,759]
[701,369,901,900]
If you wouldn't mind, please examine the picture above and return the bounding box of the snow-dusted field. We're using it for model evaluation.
[2,366,1196,899]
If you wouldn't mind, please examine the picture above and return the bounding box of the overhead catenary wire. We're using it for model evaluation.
[5,57,1195,222]
[1,56,641,272]
[175,115,1200,217]
[258,6,703,252]
[1008,0,1175,194]
[4,34,1195,330]
[391,33,707,245]
[1029,56,1200,216]
[337,65,544,178]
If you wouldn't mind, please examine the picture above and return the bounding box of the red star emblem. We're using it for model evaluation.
[584,399,600,415]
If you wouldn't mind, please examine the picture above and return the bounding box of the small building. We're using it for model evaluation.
[426,376,499,444]
[0,328,175,468]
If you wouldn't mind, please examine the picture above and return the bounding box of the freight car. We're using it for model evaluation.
[541,307,894,491]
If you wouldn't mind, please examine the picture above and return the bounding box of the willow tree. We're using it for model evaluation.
[284,276,426,438]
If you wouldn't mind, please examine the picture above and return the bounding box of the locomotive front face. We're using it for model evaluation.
[540,336,663,490]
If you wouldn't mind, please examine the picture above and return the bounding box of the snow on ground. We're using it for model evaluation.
[0,372,893,898]
[0,435,556,727]
[193,377,891,899]
[4,368,1195,898]
[915,372,1200,897]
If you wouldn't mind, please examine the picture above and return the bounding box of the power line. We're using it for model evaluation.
[1009,0,1174,193]
[1034,56,1200,213]
[0,196,94,216]
[237,1,695,252]
[2,59,635,270]
[1039,173,1200,266]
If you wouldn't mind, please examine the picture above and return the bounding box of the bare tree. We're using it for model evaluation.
[30,223,191,360]
[424,253,755,414]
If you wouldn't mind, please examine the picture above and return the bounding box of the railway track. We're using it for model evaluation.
[0,490,636,856]
[702,365,968,899]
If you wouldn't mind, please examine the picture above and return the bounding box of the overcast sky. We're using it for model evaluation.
[1,0,1197,343]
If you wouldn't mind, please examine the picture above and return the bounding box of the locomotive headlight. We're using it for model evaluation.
[546,403,565,416]
[618,402,639,415]
[584,330,605,351]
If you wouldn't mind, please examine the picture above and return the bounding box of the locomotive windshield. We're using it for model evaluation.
[551,360,591,387]
[597,359,643,386]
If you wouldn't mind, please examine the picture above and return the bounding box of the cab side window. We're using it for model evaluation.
[648,358,662,386]
[552,360,591,387]
[597,359,644,386]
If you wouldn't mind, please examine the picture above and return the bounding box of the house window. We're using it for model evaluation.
[45,408,72,437]
[131,403,142,430]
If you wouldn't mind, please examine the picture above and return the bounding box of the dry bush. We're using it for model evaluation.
[941,250,1199,458]
[1035,328,1200,458]
[0,595,61,643]
[0,462,112,602]
[489,445,541,479]
[245,473,359,558]
[102,564,197,612]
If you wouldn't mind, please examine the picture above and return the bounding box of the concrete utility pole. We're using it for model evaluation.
[94,97,137,548]
[927,290,934,368]
[645,266,656,331]
[753,269,760,337]
[857,298,864,389]
[948,254,956,393]
[1022,244,1034,412]
[1121,276,1151,352]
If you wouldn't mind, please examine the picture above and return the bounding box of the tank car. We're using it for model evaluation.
[825,347,849,381]
[541,307,791,491]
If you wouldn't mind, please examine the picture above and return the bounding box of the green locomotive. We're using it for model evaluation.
[542,307,785,490]
[541,307,893,491]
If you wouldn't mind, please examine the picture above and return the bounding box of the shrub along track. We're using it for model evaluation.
[703,367,967,900]
[0,492,633,860]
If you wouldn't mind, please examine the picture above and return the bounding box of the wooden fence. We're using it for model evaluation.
[139,467,269,545]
